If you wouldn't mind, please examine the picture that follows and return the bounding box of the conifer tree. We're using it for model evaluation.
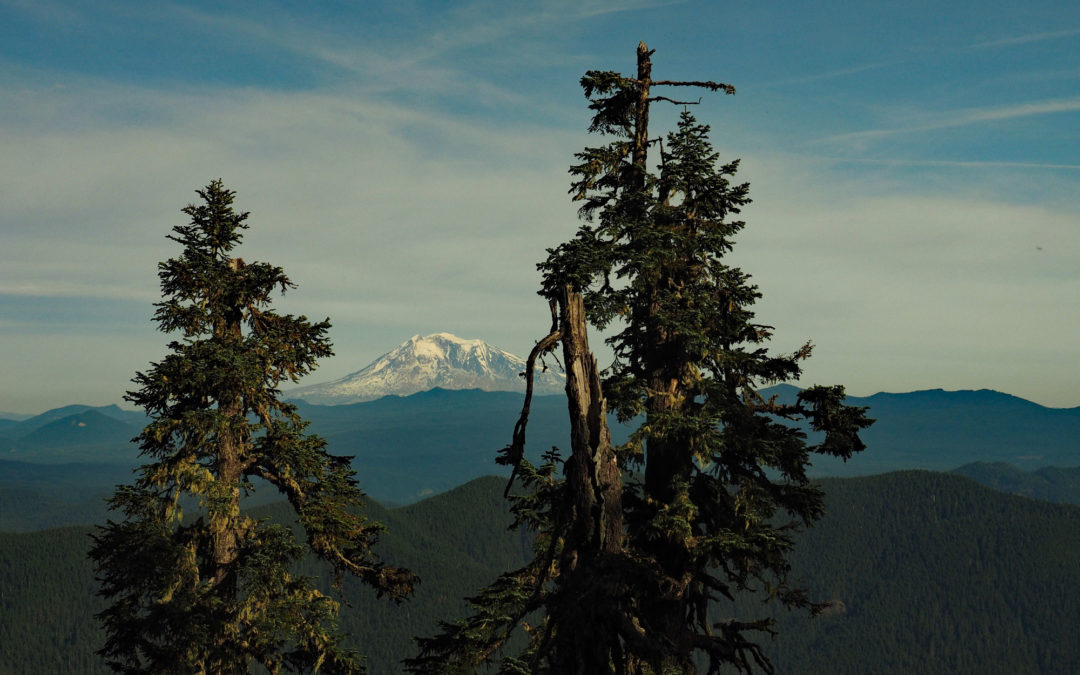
[90,180,414,674]
[410,44,871,674]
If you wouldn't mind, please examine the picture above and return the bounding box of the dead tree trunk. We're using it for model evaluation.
[505,285,624,673]
[558,285,623,558]
[549,284,625,674]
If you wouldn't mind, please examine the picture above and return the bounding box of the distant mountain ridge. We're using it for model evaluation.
[4,383,1080,501]
[759,384,1080,476]
[6,352,1080,503]
[4,404,144,435]
[0,405,144,464]
[285,332,566,405]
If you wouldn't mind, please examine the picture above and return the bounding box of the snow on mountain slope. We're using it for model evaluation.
[285,333,566,405]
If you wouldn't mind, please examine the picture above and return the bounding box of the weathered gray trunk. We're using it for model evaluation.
[550,285,625,674]
[559,286,623,556]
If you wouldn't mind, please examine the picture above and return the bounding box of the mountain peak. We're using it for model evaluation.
[286,333,565,405]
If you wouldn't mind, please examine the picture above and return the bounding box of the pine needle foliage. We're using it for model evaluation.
[410,44,872,675]
[90,180,415,674]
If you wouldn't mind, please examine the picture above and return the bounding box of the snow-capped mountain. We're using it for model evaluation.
[285,333,566,405]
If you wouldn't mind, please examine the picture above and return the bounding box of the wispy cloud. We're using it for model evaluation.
[145,0,632,121]
[971,27,1080,49]
[568,0,688,18]
[818,97,1080,146]
[0,72,581,371]
[756,59,909,88]
[0,282,155,302]
[163,0,672,86]
[814,157,1080,171]
[0,0,84,24]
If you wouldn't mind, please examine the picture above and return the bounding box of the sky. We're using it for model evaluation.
[1,0,1077,414]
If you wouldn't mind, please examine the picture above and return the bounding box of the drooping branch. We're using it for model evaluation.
[250,462,415,600]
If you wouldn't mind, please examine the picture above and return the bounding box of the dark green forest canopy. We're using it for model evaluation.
[2,472,1079,674]
[7,458,1079,533]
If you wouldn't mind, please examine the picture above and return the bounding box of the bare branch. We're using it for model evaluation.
[649,95,704,106]
[652,79,736,95]
[500,299,563,496]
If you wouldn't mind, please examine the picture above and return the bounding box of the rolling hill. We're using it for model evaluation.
[2,471,1079,673]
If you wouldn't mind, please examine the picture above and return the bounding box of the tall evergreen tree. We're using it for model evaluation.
[410,44,871,674]
[90,180,414,674]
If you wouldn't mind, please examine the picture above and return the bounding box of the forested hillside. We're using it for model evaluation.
[0,525,105,673]
[0,476,530,674]
[953,462,1080,506]
[762,471,1080,673]
[1,471,1078,673]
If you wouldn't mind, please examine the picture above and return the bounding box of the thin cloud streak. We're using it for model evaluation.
[163,0,676,90]
[0,282,156,302]
[972,27,1080,49]
[818,97,1080,146]
[0,0,84,24]
[755,59,910,88]
[815,157,1080,171]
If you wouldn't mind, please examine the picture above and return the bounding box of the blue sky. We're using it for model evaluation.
[1,0,1077,413]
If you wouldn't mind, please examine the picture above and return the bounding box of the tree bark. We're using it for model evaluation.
[632,41,653,194]
[549,285,625,674]
[633,43,697,667]
[559,285,623,556]
[208,282,246,668]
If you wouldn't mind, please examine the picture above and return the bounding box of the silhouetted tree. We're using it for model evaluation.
[90,180,414,674]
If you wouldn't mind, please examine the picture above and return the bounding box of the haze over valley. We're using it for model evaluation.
[3,331,1078,507]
